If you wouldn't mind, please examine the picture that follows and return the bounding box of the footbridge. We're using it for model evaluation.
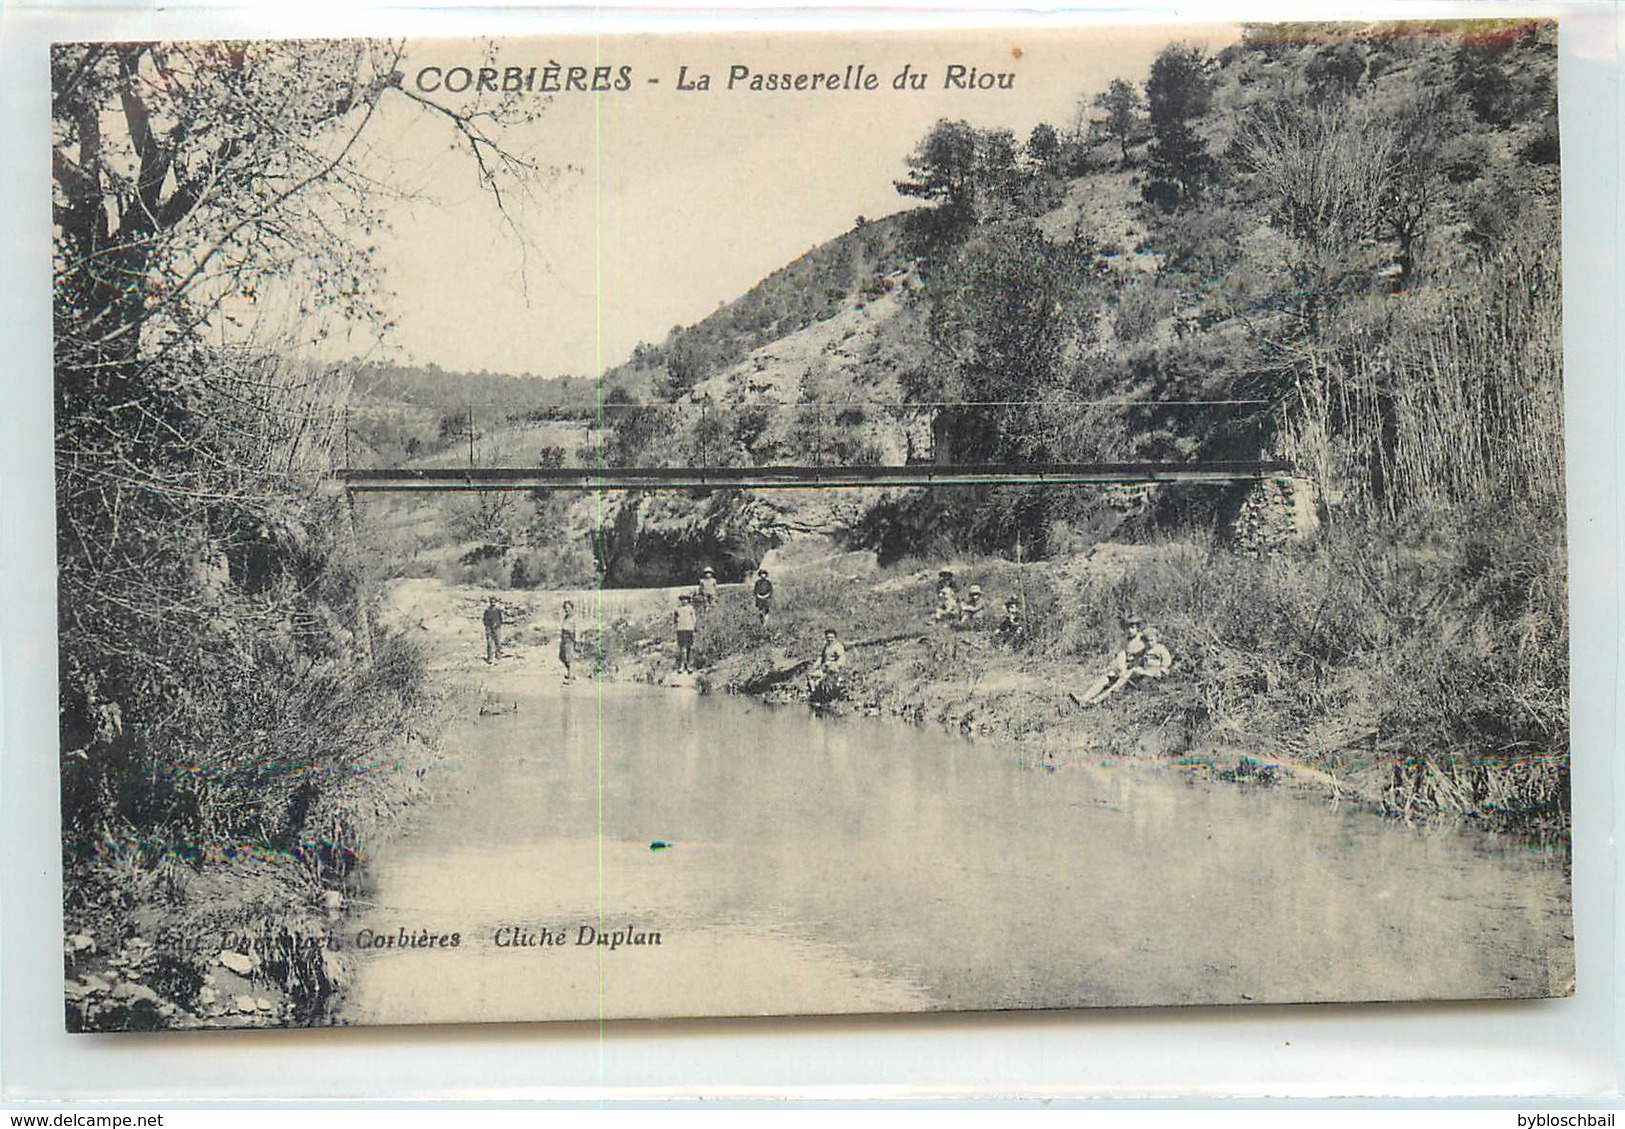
[338,460,1293,493]
[335,395,1294,493]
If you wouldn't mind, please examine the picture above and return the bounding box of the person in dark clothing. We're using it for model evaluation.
[482,596,504,664]
[994,598,1024,647]
[753,569,774,628]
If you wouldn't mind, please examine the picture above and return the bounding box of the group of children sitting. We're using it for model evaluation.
[698,564,1173,708]
[1072,614,1173,707]
[931,570,1023,642]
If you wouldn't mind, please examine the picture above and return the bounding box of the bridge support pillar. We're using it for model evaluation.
[1230,476,1321,554]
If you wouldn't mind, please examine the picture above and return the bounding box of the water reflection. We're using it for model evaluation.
[343,682,1572,1025]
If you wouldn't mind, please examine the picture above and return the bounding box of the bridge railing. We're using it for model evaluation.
[338,396,1292,491]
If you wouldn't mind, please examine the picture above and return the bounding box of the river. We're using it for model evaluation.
[340,679,1573,1026]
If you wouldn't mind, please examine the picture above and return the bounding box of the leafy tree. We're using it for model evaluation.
[1026,122,1060,163]
[629,341,666,368]
[897,119,1048,233]
[1143,125,1215,211]
[603,386,678,466]
[973,127,1022,220]
[1305,42,1367,100]
[1452,43,1516,127]
[1142,45,1217,208]
[922,224,1101,461]
[661,337,710,399]
[1091,78,1145,165]
[1521,113,1560,166]
[895,118,980,222]
[1146,44,1215,129]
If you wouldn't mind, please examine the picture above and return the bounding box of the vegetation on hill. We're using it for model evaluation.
[601,215,917,401]
[344,363,611,466]
[555,20,1557,558]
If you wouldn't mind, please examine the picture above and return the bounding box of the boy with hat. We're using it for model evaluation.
[696,565,719,612]
[995,597,1024,646]
[958,583,987,627]
[753,568,774,629]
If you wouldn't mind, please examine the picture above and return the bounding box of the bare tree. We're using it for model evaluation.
[54,41,540,377]
[1237,104,1398,333]
[53,40,551,1030]
[1377,95,1453,290]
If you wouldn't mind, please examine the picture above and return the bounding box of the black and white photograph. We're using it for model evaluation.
[52,21,1573,1033]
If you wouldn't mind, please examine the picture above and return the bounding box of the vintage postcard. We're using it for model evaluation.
[54,21,1572,1031]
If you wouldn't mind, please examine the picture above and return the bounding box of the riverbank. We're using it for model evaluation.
[380,529,1569,837]
[587,545,1396,812]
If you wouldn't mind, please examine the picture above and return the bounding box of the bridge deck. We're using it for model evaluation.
[339,461,1294,492]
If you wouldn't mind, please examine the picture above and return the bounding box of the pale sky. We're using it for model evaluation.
[306,26,1240,378]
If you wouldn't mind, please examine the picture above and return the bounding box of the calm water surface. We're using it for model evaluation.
[342,680,1572,1025]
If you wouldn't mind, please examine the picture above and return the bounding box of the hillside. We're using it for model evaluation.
[343,362,615,466]
[599,213,918,400]
[584,18,1560,565]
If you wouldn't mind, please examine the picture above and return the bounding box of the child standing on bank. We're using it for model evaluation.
[674,592,697,673]
[752,569,774,630]
[558,599,577,683]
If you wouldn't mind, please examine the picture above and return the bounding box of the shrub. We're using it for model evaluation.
[508,545,596,591]
[1113,282,1177,344]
